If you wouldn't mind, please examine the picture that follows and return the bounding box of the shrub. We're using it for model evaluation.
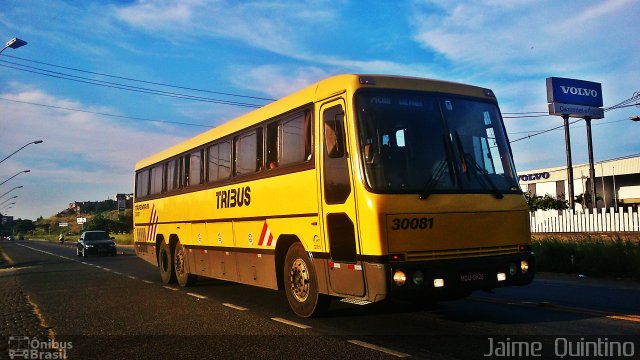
[532,236,640,280]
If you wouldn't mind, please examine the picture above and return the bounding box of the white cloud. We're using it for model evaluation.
[230,65,332,98]
[0,85,186,218]
[410,0,639,76]
[115,0,335,55]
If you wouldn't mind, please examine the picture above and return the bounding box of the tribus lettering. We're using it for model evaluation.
[216,186,251,209]
[519,172,550,182]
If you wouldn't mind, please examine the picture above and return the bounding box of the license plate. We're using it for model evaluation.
[460,272,485,283]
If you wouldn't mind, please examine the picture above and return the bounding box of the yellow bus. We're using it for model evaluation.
[133,74,534,317]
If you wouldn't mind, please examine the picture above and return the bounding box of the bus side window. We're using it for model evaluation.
[188,149,203,186]
[234,128,263,176]
[324,109,345,158]
[266,110,312,170]
[266,122,278,169]
[323,104,351,204]
[135,169,150,198]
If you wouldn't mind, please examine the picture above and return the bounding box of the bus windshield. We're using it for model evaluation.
[355,90,521,196]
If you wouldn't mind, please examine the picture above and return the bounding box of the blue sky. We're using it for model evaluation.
[1,0,639,220]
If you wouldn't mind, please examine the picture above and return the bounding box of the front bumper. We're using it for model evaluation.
[84,246,117,256]
[388,252,535,297]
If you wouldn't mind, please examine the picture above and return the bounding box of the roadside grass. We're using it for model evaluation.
[35,233,133,245]
[532,236,640,280]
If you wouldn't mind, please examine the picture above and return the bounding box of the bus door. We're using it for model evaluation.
[320,98,365,297]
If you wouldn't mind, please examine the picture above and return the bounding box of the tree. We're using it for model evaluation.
[525,192,569,211]
[14,219,35,234]
[575,192,602,209]
[84,214,115,232]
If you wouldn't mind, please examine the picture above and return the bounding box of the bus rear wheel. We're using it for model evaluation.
[158,241,176,284]
[174,241,197,287]
[284,242,329,317]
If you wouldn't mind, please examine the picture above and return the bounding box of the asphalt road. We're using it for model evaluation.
[1,239,639,359]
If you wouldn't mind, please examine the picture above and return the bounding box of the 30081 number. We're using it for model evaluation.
[391,217,434,230]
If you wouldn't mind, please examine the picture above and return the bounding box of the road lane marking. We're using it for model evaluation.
[127,275,138,280]
[347,340,411,358]
[163,286,179,291]
[142,280,154,284]
[112,271,123,276]
[608,315,640,323]
[222,303,248,311]
[187,292,207,300]
[472,296,640,324]
[0,247,15,265]
[271,317,311,329]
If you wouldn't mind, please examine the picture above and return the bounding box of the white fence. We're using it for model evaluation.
[530,207,640,233]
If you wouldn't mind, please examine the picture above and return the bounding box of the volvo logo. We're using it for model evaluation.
[519,172,551,182]
[560,86,598,97]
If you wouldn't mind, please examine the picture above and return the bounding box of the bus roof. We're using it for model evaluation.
[134,74,494,170]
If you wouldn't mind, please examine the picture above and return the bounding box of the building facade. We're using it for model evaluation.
[518,155,640,211]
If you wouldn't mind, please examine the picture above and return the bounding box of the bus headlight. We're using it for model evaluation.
[521,260,530,274]
[393,271,407,286]
[412,271,424,286]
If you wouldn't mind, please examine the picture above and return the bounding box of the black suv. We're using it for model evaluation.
[77,231,117,257]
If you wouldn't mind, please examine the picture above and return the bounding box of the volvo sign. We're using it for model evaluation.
[546,76,604,211]
[546,77,603,107]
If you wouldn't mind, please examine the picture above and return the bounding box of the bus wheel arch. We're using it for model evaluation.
[282,241,330,317]
[158,235,177,284]
[155,235,165,267]
[275,235,300,291]
[173,237,197,287]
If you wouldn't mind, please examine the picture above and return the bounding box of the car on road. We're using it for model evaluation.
[76,230,117,257]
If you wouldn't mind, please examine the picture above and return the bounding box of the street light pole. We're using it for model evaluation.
[1,202,16,211]
[0,196,17,207]
[0,140,43,164]
[0,170,30,187]
[0,185,22,200]
[0,37,27,54]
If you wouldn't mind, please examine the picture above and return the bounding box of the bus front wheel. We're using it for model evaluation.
[158,241,176,284]
[284,242,329,317]
[174,241,197,287]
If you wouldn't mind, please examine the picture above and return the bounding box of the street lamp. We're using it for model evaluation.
[0,185,22,200]
[1,202,16,211]
[0,140,43,165]
[0,170,30,187]
[0,37,27,54]
[0,196,17,207]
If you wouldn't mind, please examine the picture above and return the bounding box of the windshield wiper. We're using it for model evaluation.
[419,160,447,200]
[420,136,456,200]
[453,132,504,199]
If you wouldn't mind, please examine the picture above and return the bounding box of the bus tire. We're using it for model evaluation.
[158,241,176,284]
[174,241,197,287]
[284,242,329,317]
